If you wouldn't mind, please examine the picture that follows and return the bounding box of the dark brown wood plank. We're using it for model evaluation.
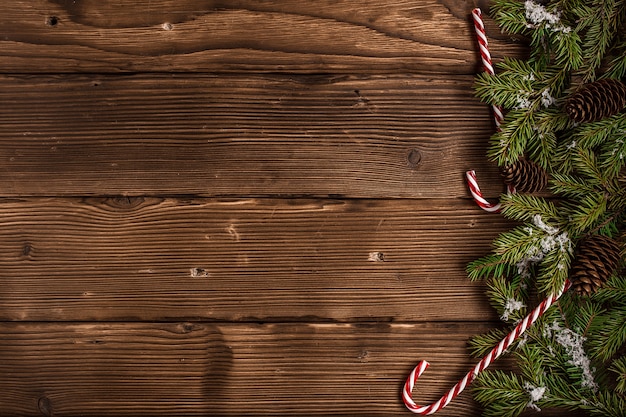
[0,74,506,198]
[0,0,525,74]
[0,197,512,322]
[0,321,498,416]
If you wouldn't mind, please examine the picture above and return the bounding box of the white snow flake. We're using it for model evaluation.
[501,298,526,322]
[541,89,556,108]
[524,382,547,412]
[533,214,559,235]
[524,0,572,33]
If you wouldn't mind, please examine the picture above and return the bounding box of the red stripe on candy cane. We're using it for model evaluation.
[403,280,572,415]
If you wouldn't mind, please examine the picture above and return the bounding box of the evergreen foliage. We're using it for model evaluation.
[470,0,626,415]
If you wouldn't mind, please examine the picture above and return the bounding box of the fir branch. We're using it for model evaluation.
[473,370,530,417]
[495,57,541,80]
[559,294,606,338]
[492,224,540,264]
[588,307,626,361]
[516,342,548,383]
[514,341,589,411]
[527,129,558,169]
[592,275,626,305]
[491,0,529,36]
[488,110,535,164]
[537,246,572,295]
[550,172,601,199]
[487,275,529,323]
[535,106,572,133]
[565,191,609,233]
[466,254,514,282]
[469,327,511,357]
[584,391,626,416]
[604,40,626,79]
[470,1,626,414]
[571,148,605,181]
[610,356,626,394]
[500,193,561,223]
[585,206,626,236]
[542,319,599,392]
[537,65,571,99]
[600,134,626,178]
[579,0,626,81]
[553,138,577,175]
[553,28,583,71]
[474,71,538,110]
[569,113,626,150]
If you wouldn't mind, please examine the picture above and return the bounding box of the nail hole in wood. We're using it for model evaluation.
[368,252,385,262]
[190,267,209,278]
[22,242,33,257]
[45,16,59,26]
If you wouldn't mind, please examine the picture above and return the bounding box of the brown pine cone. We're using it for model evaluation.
[569,235,622,296]
[565,79,626,123]
[500,159,548,193]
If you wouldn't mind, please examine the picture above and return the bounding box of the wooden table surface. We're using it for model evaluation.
[0,1,570,416]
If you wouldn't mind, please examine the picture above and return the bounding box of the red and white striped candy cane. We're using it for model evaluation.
[472,8,504,130]
[468,8,510,212]
[465,170,506,213]
[402,279,571,415]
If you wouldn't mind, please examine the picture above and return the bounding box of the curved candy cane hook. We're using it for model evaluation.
[466,170,516,213]
[466,170,502,213]
[402,280,572,414]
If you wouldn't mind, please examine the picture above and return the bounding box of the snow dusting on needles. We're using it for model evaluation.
[501,298,526,322]
[532,214,571,254]
[524,382,547,412]
[524,0,572,33]
[516,215,571,278]
[514,93,532,110]
[540,89,556,108]
[514,88,554,110]
[533,214,558,235]
[544,321,598,391]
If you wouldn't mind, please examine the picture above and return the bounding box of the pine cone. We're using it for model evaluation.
[500,159,548,193]
[565,79,626,123]
[569,235,622,296]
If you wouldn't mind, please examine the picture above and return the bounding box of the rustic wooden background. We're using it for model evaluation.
[0,1,575,415]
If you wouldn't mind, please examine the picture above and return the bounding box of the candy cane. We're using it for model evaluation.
[402,279,572,415]
[468,8,509,212]
[466,170,515,213]
[472,8,504,130]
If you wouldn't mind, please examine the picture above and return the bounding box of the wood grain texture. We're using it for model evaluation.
[0,322,495,416]
[0,74,507,198]
[0,0,525,74]
[0,197,511,322]
[0,1,574,415]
